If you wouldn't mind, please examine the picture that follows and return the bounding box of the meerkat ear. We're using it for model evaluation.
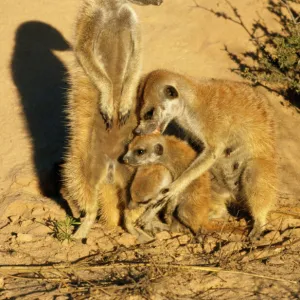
[164,85,178,99]
[154,143,164,156]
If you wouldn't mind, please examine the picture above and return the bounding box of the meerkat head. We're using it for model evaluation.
[135,70,184,136]
[123,134,165,166]
[128,0,163,6]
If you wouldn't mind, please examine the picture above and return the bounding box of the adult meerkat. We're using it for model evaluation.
[134,70,278,239]
[61,0,163,239]
[74,0,163,129]
[123,134,214,235]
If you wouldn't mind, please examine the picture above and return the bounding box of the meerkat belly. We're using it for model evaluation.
[97,25,132,100]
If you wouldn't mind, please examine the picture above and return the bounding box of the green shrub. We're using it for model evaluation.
[196,0,300,107]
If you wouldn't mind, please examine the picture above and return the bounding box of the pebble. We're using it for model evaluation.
[156,231,171,241]
[220,241,243,254]
[268,256,285,265]
[117,233,137,247]
[17,233,33,242]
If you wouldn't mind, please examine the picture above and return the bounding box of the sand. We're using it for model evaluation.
[0,0,299,298]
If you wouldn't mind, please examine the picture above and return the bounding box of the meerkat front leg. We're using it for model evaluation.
[118,18,141,126]
[75,11,114,130]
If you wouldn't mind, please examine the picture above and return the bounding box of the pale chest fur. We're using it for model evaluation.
[94,6,138,98]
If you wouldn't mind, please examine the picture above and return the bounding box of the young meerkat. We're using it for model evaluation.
[124,164,172,243]
[74,0,163,129]
[61,0,163,239]
[123,134,214,236]
[134,70,278,239]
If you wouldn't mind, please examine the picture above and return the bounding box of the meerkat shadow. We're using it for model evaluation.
[11,21,70,207]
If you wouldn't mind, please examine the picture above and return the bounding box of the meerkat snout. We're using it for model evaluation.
[134,128,142,135]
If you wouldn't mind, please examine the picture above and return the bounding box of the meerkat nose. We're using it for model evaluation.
[134,128,141,135]
[123,156,129,164]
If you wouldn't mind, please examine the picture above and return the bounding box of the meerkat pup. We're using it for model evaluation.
[124,164,172,243]
[74,0,163,129]
[61,0,163,239]
[123,134,213,236]
[134,70,278,239]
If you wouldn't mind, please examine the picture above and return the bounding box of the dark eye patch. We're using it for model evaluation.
[164,85,178,99]
[140,198,152,205]
[143,108,154,120]
[134,149,146,156]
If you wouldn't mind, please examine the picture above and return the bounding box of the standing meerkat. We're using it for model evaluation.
[61,0,163,239]
[134,70,278,239]
[74,0,163,129]
[123,134,214,236]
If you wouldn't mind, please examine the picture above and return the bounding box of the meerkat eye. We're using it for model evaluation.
[143,108,154,120]
[140,198,152,205]
[164,85,178,99]
[135,149,146,156]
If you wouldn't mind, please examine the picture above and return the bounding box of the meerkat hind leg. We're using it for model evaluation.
[242,158,277,240]
[73,198,98,239]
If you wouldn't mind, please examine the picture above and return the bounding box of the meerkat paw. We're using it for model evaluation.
[100,111,113,131]
[118,110,130,126]
[158,184,178,206]
[72,227,88,240]
[99,102,114,130]
[248,223,263,241]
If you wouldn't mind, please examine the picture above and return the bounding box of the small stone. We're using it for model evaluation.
[31,208,46,216]
[17,233,33,242]
[8,215,20,223]
[262,231,281,242]
[0,277,4,289]
[221,241,243,254]
[203,236,217,254]
[177,234,190,245]
[21,219,33,227]
[268,256,285,265]
[27,225,51,235]
[282,228,300,238]
[117,233,137,247]
[156,231,171,241]
[45,236,53,242]
[279,219,300,231]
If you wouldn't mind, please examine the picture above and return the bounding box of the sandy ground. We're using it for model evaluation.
[0,0,300,299]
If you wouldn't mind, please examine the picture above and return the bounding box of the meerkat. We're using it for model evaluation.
[134,70,278,239]
[124,164,172,242]
[123,134,214,235]
[74,0,163,129]
[61,0,163,239]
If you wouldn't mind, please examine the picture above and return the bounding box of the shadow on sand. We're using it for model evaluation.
[11,21,70,198]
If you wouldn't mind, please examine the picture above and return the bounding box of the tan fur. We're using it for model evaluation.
[74,0,162,129]
[61,0,163,239]
[135,69,278,238]
[124,134,214,235]
[130,164,172,205]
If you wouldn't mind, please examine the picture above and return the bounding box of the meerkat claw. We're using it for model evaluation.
[248,226,262,241]
[152,0,163,5]
[101,112,113,130]
[118,111,130,126]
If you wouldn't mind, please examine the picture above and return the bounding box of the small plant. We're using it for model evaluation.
[195,0,300,107]
[47,215,80,242]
